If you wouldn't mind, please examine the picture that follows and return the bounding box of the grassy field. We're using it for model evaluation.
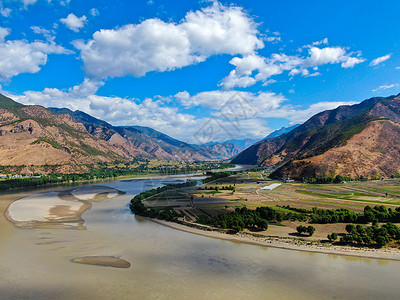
[143,171,400,221]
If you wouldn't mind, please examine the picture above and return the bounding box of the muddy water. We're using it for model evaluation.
[0,177,400,299]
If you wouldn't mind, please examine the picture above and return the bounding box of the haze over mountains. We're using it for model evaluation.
[232,94,400,179]
[0,94,243,173]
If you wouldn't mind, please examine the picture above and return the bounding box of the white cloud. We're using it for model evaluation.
[74,2,263,78]
[60,0,71,6]
[312,38,328,46]
[175,90,284,113]
[0,27,73,80]
[370,54,391,66]
[281,101,359,125]
[372,83,399,92]
[303,46,365,68]
[60,13,87,32]
[0,7,12,17]
[90,8,99,16]
[21,0,39,7]
[0,27,10,43]
[220,45,365,88]
[30,26,55,42]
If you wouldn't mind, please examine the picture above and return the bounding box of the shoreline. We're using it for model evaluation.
[151,218,400,262]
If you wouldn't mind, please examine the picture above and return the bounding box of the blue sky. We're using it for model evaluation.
[0,0,399,144]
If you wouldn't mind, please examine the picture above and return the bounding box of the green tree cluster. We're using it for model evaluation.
[336,223,400,248]
[197,207,269,233]
[296,225,315,236]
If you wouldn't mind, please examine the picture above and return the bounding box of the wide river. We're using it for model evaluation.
[1,174,400,299]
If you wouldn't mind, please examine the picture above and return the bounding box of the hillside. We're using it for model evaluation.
[0,93,242,174]
[233,94,400,179]
[48,108,241,161]
[0,95,129,173]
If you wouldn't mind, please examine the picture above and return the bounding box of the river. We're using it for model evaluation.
[0,174,399,299]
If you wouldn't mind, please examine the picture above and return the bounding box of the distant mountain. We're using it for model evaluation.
[264,125,299,139]
[49,108,241,162]
[204,126,298,153]
[232,94,400,179]
[204,138,259,150]
[223,138,259,150]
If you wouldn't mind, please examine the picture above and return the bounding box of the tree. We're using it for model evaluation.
[345,224,355,234]
[328,232,338,242]
[356,224,366,235]
[307,225,315,236]
[376,235,389,247]
[257,219,268,231]
[297,225,307,235]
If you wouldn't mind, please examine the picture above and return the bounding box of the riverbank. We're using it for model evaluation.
[152,218,400,261]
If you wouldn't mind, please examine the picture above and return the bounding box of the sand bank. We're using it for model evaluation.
[5,185,121,229]
[152,219,400,261]
[71,256,131,268]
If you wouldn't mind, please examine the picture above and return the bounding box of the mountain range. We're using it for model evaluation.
[0,94,242,173]
[232,94,400,179]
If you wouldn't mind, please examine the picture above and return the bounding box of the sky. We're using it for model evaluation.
[0,0,399,144]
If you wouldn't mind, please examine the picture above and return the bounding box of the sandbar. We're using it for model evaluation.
[71,256,131,268]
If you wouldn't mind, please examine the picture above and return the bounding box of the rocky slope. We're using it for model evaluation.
[0,94,130,173]
[48,108,241,161]
[232,94,400,179]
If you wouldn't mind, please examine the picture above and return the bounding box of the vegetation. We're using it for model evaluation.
[330,222,400,248]
[196,205,309,233]
[197,207,269,233]
[327,232,338,242]
[296,225,315,236]
[301,174,367,184]
[32,137,64,150]
[130,198,181,222]
[276,204,400,225]
[311,205,400,224]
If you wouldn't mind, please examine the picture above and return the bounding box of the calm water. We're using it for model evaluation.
[0,176,399,299]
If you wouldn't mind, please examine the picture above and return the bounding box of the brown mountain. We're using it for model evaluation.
[48,108,242,161]
[0,94,242,173]
[0,94,130,173]
[232,93,400,179]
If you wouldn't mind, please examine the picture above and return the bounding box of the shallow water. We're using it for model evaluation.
[1,176,400,299]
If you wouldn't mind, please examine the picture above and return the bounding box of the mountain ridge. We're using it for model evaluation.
[232,93,400,179]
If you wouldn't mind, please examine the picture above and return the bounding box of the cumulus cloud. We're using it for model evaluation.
[74,2,263,78]
[220,44,365,88]
[60,13,87,32]
[176,90,284,113]
[0,27,73,80]
[175,90,358,141]
[268,101,359,125]
[303,46,364,68]
[370,54,391,66]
